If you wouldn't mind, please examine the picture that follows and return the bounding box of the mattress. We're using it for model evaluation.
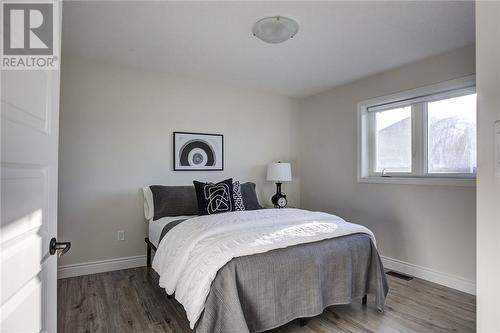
[148,216,195,247]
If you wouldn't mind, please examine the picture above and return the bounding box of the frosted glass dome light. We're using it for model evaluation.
[252,16,299,44]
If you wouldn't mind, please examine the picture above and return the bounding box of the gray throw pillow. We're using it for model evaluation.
[240,182,263,210]
[149,185,198,220]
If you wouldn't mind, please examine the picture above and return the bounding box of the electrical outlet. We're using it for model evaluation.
[117,230,125,241]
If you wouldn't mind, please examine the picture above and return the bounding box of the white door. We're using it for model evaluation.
[1,4,63,333]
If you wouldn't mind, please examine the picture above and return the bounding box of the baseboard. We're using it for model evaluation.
[58,255,146,279]
[381,255,476,295]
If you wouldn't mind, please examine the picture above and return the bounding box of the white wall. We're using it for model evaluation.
[58,55,301,267]
[476,2,500,331]
[59,46,480,292]
[299,46,476,292]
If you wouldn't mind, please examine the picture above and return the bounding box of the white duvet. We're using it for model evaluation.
[152,208,375,329]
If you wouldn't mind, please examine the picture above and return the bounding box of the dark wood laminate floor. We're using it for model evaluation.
[58,267,476,333]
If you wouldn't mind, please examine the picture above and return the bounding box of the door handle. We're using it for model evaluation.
[49,237,71,257]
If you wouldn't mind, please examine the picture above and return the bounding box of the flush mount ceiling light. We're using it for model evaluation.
[252,16,299,44]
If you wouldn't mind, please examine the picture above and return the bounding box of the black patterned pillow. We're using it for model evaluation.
[233,181,245,211]
[193,178,235,215]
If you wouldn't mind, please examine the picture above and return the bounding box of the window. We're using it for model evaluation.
[358,76,476,186]
[374,106,412,173]
[427,94,477,174]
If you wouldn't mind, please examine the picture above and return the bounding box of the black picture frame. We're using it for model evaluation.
[173,131,224,171]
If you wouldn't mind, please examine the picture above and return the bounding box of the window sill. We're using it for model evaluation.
[357,176,476,187]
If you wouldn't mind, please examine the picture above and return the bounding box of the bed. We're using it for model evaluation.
[143,185,388,333]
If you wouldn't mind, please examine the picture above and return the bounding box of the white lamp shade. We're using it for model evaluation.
[266,162,292,182]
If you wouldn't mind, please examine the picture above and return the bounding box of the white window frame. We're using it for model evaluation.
[358,75,476,186]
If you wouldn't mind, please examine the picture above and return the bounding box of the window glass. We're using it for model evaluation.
[375,106,412,173]
[427,94,477,174]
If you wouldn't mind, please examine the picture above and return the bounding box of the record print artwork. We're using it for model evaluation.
[173,132,223,171]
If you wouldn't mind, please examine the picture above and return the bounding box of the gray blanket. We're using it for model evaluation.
[158,222,388,333]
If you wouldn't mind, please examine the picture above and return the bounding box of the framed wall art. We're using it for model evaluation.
[173,132,224,171]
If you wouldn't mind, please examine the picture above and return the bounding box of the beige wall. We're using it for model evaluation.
[299,46,476,287]
[476,2,500,331]
[58,55,301,266]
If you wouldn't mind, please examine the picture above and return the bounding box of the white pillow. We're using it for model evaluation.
[142,186,154,221]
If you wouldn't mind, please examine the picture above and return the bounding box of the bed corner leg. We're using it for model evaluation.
[362,294,367,305]
[299,318,310,327]
[145,238,151,268]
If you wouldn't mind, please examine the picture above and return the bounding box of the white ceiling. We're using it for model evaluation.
[62,1,475,98]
